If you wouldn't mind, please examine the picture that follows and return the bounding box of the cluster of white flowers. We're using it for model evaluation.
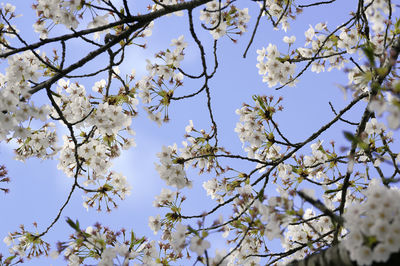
[256,43,296,87]
[365,0,393,34]
[346,64,370,96]
[368,90,400,129]
[234,103,283,169]
[1,3,15,14]
[53,78,136,176]
[96,243,141,266]
[254,194,294,241]
[148,215,162,235]
[148,221,210,258]
[303,141,328,168]
[55,78,136,134]
[189,235,210,256]
[337,28,359,54]
[277,162,295,182]
[151,0,184,16]
[137,76,153,105]
[299,23,348,73]
[207,186,295,265]
[253,18,357,84]
[80,171,131,211]
[150,188,213,258]
[179,120,228,174]
[14,124,59,161]
[343,179,400,265]
[137,36,187,126]
[142,35,186,79]
[4,50,42,85]
[257,0,290,31]
[53,79,91,125]
[58,137,108,176]
[235,105,267,150]
[155,144,191,189]
[254,143,282,172]
[98,248,117,266]
[283,206,336,262]
[87,14,109,41]
[180,140,213,171]
[208,249,229,266]
[0,3,18,52]
[344,1,397,107]
[230,235,262,265]
[63,226,138,266]
[0,49,61,159]
[109,171,131,199]
[1,51,44,110]
[153,188,177,207]
[140,240,159,264]
[203,177,225,203]
[90,102,133,136]
[3,233,29,258]
[1,1,399,265]
[170,223,187,253]
[200,1,250,39]
[33,0,81,38]
[365,118,386,136]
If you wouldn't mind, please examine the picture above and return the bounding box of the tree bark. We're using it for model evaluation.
[287,244,400,266]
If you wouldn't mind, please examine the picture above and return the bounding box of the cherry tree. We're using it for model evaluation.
[0,0,400,265]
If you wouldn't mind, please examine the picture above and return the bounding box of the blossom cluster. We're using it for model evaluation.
[282,205,336,263]
[256,43,297,87]
[364,0,393,34]
[234,96,284,166]
[3,224,50,260]
[155,144,191,189]
[61,220,216,265]
[60,223,155,265]
[33,0,82,38]
[257,0,291,31]
[200,1,250,40]
[150,0,184,17]
[235,105,267,150]
[343,179,400,265]
[0,3,19,52]
[220,186,295,265]
[148,217,217,263]
[368,89,400,130]
[54,78,135,168]
[0,49,62,160]
[14,124,59,161]
[87,14,109,41]
[137,35,187,125]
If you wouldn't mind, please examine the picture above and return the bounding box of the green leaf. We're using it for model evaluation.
[130,231,135,244]
[102,183,113,192]
[343,131,356,142]
[344,131,368,149]
[4,255,16,263]
[187,225,197,235]
[395,18,400,30]
[257,188,264,201]
[135,237,145,246]
[362,43,375,67]
[66,217,80,231]
[253,95,266,111]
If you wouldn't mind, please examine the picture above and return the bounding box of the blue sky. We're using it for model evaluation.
[0,1,375,265]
